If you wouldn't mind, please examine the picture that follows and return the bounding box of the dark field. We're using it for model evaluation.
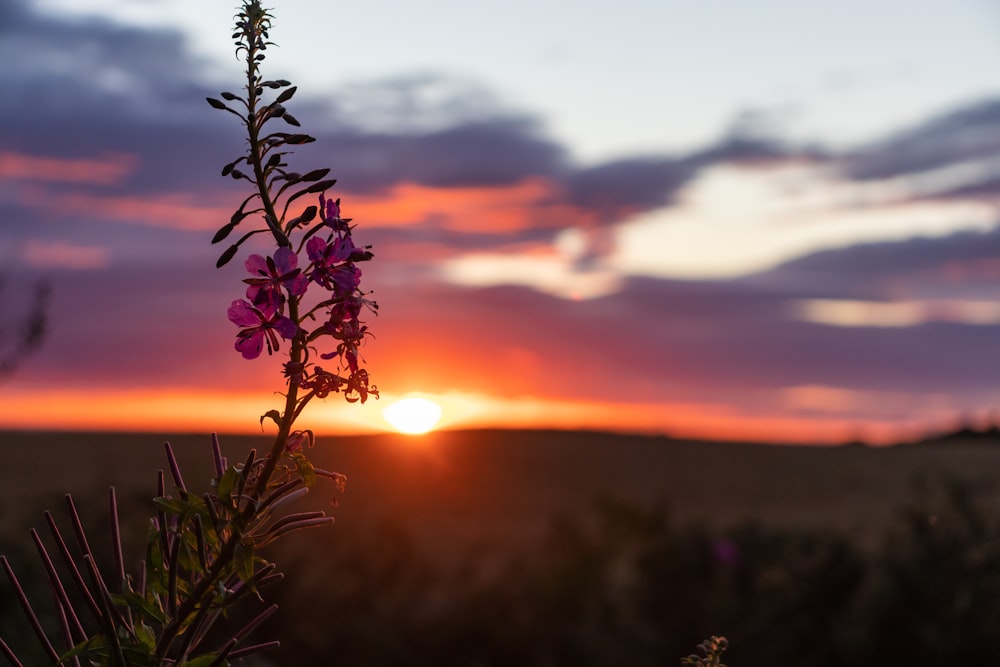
[2,428,999,551]
[5,428,1000,666]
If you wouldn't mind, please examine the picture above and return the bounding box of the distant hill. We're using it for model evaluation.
[912,424,1000,446]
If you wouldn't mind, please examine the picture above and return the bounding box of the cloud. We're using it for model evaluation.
[746,227,1000,301]
[20,239,110,269]
[843,97,1000,187]
[0,151,137,185]
[5,0,1000,439]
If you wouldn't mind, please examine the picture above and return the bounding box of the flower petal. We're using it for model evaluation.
[235,331,264,359]
[245,254,268,275]
[274,316,300,340]
[227,299,261,327]
[273,246,298,273]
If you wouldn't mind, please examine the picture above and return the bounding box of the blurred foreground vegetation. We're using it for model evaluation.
[256,479,1000,666]
[5,472,1000,666]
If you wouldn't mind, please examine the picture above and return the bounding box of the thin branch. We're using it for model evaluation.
[0,556,61,662]
[43,511,104,626]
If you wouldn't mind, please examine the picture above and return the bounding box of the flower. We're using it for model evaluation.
[284,429,314,453]
[243,247,308,315]
[227,299,300,359]
[319,192,349,232]
[306,236,362,294]
[344,368,377,404]
[299,366,345,398]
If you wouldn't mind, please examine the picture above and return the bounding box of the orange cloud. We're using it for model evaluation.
[17,186,231,231]
[21,239,110,269]
[13,178,589,237]
[347,178,590,233]
[0,151,136,186]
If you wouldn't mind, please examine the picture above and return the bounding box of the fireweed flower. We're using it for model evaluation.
[284,429,313,453]
[320,192,348,233]
[299,366,344,398]
[228,298,299,359]
[244,247,308,314]
[306,235,362,294]
[344,368,376,404]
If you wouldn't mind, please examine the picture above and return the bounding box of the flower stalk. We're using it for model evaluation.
[0,1,377,664]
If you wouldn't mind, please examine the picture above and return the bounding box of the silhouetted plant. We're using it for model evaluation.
[0,1,376,664]
[681,636,728,667]
[0,275,48,378]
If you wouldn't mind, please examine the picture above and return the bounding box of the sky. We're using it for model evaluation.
[3,0,1000,443]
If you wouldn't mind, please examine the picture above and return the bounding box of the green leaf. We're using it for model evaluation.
[112,591,168,625]
[59,635,110,662]
[134,621,157,651]
[234,539,258,592]
[291,452,317,488]
[152,496,186,514]
[217,466,240,504]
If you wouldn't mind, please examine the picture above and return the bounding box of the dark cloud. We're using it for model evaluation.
[564,158,695,222]
[0,2,703,238]
[310,118,566,193]
[746,227,1000,300]
[5,0,1000,437]
[844,98,1000,181]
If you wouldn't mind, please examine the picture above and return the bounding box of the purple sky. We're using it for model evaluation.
[2,0,1000,442]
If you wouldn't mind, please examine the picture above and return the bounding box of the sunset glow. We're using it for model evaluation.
[2,1,999,445]
[382,397,443,435]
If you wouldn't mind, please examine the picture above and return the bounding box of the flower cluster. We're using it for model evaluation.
[0,3,379,665]
[227,192,377,405]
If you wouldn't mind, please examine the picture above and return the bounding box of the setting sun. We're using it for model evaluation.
[382,397,443,434]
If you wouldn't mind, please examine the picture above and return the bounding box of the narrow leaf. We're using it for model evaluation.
[211,221,237,244]
[259,409,281,429]
[216,467,240,505]
[300,168,330,182]
[234,541,257,591]
[216,244,239,268]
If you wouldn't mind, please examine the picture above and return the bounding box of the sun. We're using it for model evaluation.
[382,397,443,435]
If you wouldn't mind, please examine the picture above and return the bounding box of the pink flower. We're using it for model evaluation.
[284,429,313,453]
[319,192,348,232]
[227,299,300,359]
[306,236,362,294]
[243,247,308,315]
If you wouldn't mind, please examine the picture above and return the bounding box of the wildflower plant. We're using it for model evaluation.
[0,1,376,664]
[681,636,729,667]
